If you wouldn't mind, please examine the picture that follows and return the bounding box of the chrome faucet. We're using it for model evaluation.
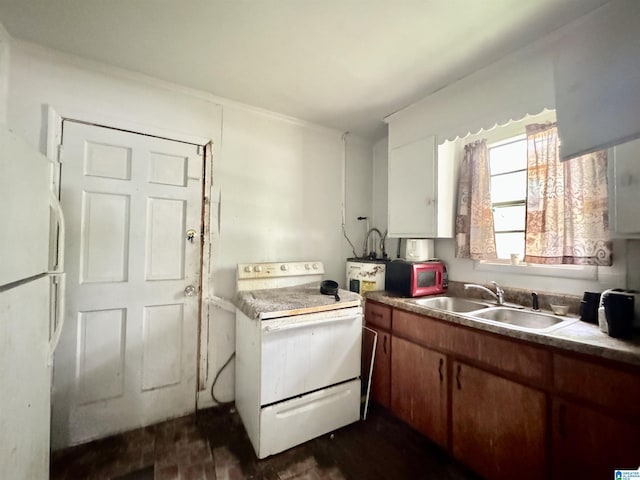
[464,281,505,305]
[363,228,387,259]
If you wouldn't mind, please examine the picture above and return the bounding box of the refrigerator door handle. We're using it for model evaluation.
[48,189,65,274]
[47,189,66,365]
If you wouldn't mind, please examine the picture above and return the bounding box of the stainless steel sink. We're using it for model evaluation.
[467,307,573,330]
[411,296,491,313]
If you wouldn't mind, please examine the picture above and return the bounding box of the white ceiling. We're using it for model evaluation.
[0,0,609,140]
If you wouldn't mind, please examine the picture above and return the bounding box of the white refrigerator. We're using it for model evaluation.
[0,125,65,479]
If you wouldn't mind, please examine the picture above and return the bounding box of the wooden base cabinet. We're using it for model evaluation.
[451,362,546,480]
[551,400,640,479]
[369,327,391,408]
[364,302,392,408]
[552,352,640,477]
[390,336,447,449]
[383,304,640,479]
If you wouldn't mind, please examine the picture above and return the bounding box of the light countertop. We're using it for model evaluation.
[366,291,640,368]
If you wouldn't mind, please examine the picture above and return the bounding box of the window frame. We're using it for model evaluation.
[487,134,527,260]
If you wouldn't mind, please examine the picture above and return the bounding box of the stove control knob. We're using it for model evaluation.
[305,263,311,270]
[244,266,252,273]
[280,264,289,271]
[312,263,319,270]
[254,265,262,273]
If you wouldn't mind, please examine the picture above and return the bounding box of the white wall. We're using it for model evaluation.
[371,136,400,258]
[6,40,374,409]
[0,22,9,125]
[344,135,375,259]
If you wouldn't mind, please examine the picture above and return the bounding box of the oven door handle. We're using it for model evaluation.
[263,314,357,333]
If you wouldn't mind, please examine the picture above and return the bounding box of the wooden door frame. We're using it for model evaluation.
[45,105,213,400]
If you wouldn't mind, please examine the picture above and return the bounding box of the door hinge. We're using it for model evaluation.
[197,145,203,156]
[57,144,64,163]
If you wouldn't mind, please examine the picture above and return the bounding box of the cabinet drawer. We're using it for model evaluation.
[452,325,551,387]
[365,301,391,330]
[553,354,640,417]
[393,308,551,386]
[392,309,450,347]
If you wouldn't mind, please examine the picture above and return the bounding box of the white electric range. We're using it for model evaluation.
[234,261,363,459]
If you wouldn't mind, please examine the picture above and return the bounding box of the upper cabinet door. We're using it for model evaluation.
[387,136,437,237]
[609,137,640,238]
[554,0,640,160]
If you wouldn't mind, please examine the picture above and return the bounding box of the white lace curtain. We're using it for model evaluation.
[524,123,612,266]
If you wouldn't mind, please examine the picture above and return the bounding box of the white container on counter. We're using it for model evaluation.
[346,258,388,295]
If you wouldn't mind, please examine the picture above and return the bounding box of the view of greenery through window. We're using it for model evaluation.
[488,136,527,259]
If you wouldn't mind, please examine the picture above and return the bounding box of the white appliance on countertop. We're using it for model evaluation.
[402,238,435,261]
[234,261,362,459]
[346,258,388,295]
[0,126,66,479]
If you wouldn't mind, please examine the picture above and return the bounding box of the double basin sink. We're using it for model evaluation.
[410,296,576,332]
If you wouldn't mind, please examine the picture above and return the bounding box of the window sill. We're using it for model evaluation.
[475,260,598,280]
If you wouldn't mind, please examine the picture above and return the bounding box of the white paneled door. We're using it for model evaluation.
[52,121,204,448]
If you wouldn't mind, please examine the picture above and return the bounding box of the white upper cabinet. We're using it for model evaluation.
[608,137,640,238]
[388,137,436,237]
[387,135,455,238]
[554,0,640,160]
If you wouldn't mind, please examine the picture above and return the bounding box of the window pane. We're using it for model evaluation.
[489,139,527,175]
[493,205,526,232]
[495,232,525,259]
[490,171,527,203]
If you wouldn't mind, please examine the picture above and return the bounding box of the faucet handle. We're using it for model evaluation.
[531,292,540,311]
[490,280,504,293]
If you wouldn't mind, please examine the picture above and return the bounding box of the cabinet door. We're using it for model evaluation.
[388,136,436,237]
[451,362,546,480]
[368,328,391,408]
[609,137,640,237]
[551,400,640,479]
[554,0,640,160]
[391,336,447,448]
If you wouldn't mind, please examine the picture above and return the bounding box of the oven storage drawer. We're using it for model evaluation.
[258,379,361,458]
[260,309,362,405]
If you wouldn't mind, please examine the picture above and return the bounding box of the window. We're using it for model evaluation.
[488,136,527,260]
[455,109,611,270]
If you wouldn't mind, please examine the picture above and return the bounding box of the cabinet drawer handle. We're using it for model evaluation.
[383,335,387,354]
[456,364,462,390]
[438,357,444,383]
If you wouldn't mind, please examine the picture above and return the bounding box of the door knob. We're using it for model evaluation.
[184,285,197,297]
[186,229,198,243]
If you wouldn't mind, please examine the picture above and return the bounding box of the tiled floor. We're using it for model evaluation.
[51,405,480,480]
